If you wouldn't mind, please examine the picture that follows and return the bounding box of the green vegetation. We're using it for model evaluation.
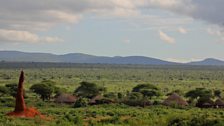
[74,81,105,98]
[132,84,161,99]
[1,63,224,125]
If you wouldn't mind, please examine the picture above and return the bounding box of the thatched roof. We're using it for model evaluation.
[196,97,214,108]
[215,99,224,106]
[163,93,188,106]
[55,94,77,104]
[89,95,103,104]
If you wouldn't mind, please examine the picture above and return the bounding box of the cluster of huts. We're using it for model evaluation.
[163,93,224,108]
[55,94,114,105]
[54,93,224,108]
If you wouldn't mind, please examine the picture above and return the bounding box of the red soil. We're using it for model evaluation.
[7,107,44,118]
[6,71,49,120]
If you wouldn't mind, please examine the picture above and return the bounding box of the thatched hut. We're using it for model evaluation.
[89,95,102,105]
[55,93,77,104]
[196,97,214,108]
[163,93,188,107]
[214,99,224,108]
[89,95,114,105]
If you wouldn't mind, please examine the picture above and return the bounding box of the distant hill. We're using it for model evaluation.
[187,58,224,66]
[0,51,223,66]
[0,51,176,65]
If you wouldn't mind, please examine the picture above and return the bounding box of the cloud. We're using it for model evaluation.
[178,27,188,34]
[0,0,140,32]
[1,0,224,30]
[166,58,203,63]
[1,0,224,44]
[0,0,142,44]
[207,25,224,42]
[0,29,63,43]
[159,30,175,44]
[144,0,224,26]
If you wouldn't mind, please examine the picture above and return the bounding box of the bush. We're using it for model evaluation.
[122,99,152,107]
[5,83,19,97]
[0,86,9,97]
[153,100,161,105]
[104,92,117,99]
[94,98,115,105]
[74,98,89,108]
[168,117,189,126]
[168,116,224,126]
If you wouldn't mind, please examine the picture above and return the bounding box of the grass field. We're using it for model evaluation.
[1,63,224,126]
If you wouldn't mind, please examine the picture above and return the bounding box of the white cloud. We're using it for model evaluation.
[1,0,223,29]
[159,30,175,44]
[1,0,224,44]
[207,25,224,43]
[166,58,203,63]
[178,27,188,34]
[0,29,63,43]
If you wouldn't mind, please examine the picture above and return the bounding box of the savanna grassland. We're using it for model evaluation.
[1,63,224,126]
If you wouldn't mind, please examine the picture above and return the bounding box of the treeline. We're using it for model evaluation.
[1,61,224,70]
[1,80,223,109]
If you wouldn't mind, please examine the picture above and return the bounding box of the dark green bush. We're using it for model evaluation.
[74,98,89,108]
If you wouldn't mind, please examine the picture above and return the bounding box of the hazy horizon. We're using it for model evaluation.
[0,0,224,63]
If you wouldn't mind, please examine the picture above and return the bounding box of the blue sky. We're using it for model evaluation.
[0,0,224,62]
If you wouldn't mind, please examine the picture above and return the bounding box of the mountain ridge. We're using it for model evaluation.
[0,51,223,66]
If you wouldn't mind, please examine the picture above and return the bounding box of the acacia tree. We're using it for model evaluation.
[185,88,213,100]
[128,92,143,100]
[74,81,106,98]
[132,84,158,92]
[132,84,161,99]
[30,80,57,101]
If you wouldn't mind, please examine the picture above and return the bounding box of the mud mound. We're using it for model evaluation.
[6,71,49,120]
[7,107,41,118]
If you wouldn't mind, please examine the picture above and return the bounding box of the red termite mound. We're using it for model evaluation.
[6,71,46,119]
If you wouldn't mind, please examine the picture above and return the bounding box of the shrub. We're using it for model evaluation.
[104,92,117,99]
[168,116,224,126]
[74,98,89,108]
[122,99,152,107]
[0,86,9,97]
[94,98,115,105]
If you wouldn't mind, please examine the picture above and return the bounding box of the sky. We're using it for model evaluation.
[0,0,224,63]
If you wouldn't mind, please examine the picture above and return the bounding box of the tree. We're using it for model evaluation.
[0,86,9,97]
[128,92,143,100]
[141,89,161,99]
[185,88,213,100]
[30,84,54,101]
[132,84,161,99]
[132,84,158,92]
[74,81,105,98]
[30,80,57,101]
